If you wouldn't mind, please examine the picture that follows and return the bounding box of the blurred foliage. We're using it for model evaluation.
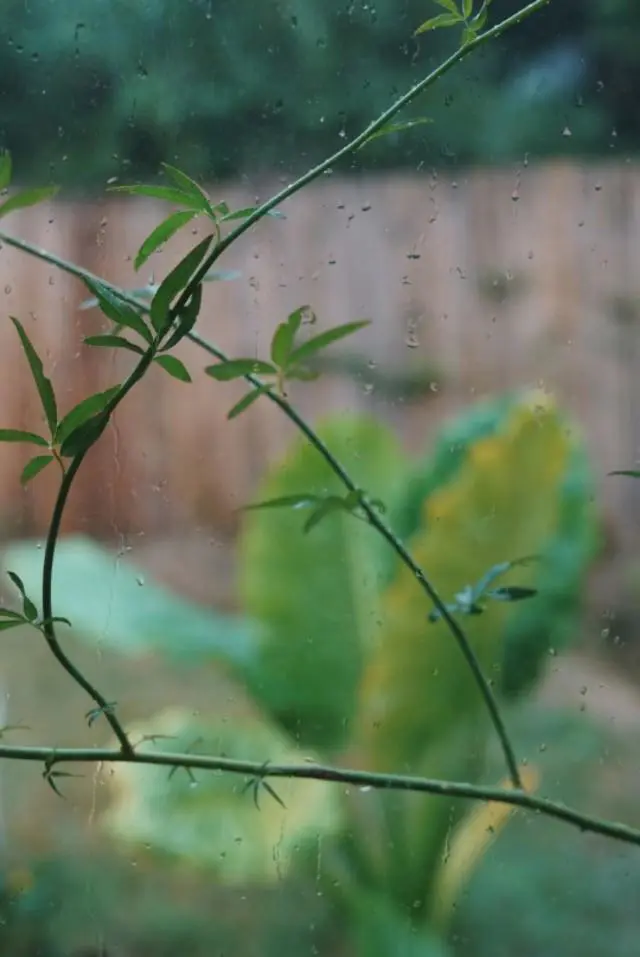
[3,390,598,956]
[0,0,638,192]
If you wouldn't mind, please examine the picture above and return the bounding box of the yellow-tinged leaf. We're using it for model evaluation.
[429,764,540,929]
[100,706,343,883]
[352,390,583,771]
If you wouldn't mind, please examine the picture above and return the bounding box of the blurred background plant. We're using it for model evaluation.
[1,389,598,955]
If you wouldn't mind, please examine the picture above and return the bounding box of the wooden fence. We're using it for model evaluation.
[1,160,640,558]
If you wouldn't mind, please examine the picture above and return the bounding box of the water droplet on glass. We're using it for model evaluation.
[562,125,572,137]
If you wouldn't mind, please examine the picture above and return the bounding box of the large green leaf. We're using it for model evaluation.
[352,390,595,772]
[238,414,408,753]
[101,706,343,882]
[345,888,452,957]
[2,535,260,669]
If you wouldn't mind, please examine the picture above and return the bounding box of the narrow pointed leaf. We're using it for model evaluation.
[219,206,286,222]
[0,608,28,620]
[241,494,322,513]
[609,470,640,478]
[11,317,58,436]
[134,209,198,271]
[56,387,120,446]
[7,571,38,621]
[287,305,314,336]
[150,235,213,334]
[160,283,203,350]
[0,151,11,191]
[462,0,474,17]
[358,117,433,149]
[59,413,109,458]
[161,164,213,213]
[0,619,26,632]
[107,184,203,208]
[203,268,242,283]
[283,366,320,382]
[0,429,49,447]
[83,335,145,355]
[414,12,462,34]
[270,321,296,367]
[0,186,59,219]
[303,497,354,533]
[20,454,53,485]
[435,0,460,11]
[287,320,371,366]
[153,355,192,383]
[81,278,152,344]
[227,385,272,420]
[205,359,276,381]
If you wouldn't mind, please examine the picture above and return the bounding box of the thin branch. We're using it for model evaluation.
[0,742,638,850]
[0,232,523,787]
[39,352,156,756]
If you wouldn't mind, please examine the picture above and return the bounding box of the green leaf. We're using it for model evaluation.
[358,117,433,149]
[134,209,198,271]
[83,335,145,355]
[2,535,261,670]
[150,235,213,334]
[20,455,54,485]
[434,0,461,12]
[462,0,474,17]
[0,619,26,633]
[160,283,203,351]
[219,206,286,222]
[270,321,296,367]
[287,305,315,335]
[303,495,359,533]
[227,385,272,420]
[153,355,192,383]
[59,413,110,458]
[203,268,242,283]
[0,429,49,447]
[241,494,323,513]
[472,4,489,31]
[0,186,59,219]
[10,317,58,436]
[414,12,462,34]
[238,414,408,750]
[7,570,38,621]
[205,359,277,381]
[609,470,640,478]
[461,24,477,43]
[287,320,371,366]
[0,151,11,191]
[81,278,153,344]
[283,366,321,382]
[107,184,205,209]
[0,608,28,620]
[55,387,120,446]
[100,707,342,881]
[161,163,214,214]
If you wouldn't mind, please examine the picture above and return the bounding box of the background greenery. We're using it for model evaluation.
[1,0,637,192]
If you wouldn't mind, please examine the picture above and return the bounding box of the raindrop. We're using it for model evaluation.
[4,285,11,295]
[361,203,372,212]
[359,786,372,793]
[136,576,145,586]
[561,125,572,137]
[429,381,439,393]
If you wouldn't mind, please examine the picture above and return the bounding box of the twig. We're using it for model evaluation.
[0,742,638,850]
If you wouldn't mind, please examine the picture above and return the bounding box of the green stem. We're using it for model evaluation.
[0,232,523,787]
[40,349,156,755]
[0,741,638,850]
